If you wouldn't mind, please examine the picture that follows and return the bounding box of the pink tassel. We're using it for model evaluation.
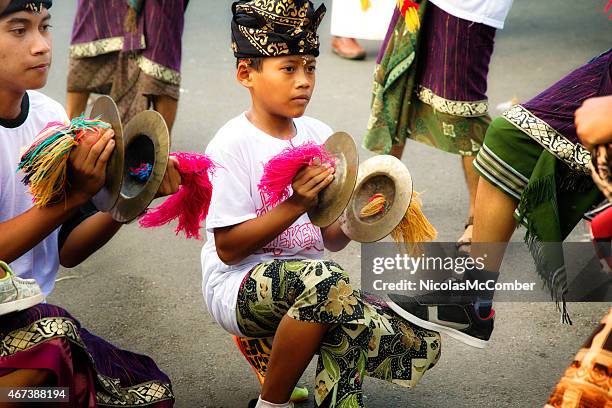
[139,152,217,240]
[258,142,335,207]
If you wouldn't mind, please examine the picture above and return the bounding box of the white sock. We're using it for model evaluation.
[255,396,294,408]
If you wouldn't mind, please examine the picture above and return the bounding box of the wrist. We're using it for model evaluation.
[283,197,308,216]
[65,191,91,210]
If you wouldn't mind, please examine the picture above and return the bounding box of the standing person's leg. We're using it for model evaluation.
[152,95,178,132]
[389,143,405,160]
[66,91,90,119]
[471,176,518,271]
[331,37,366,60]
[457,156,480,254]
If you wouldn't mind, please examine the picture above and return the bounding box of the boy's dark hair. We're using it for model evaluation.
[236,57,263,72]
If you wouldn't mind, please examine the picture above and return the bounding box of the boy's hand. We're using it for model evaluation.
[68,128,115,205]
[155,157,181,198]
[576,95,612,150]
[288,162,334,212]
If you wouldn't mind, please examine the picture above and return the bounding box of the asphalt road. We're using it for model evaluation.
[43,1,612,407]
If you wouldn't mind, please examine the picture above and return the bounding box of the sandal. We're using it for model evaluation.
[456,216,474,257]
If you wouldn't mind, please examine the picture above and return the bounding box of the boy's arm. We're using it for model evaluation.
[576,95,612,150]
[58,211,121,268]
[321,220,351,252]
[0,195,89,263]
[59,157,181,267]
[0,129,115,263]
[214,164,334,265]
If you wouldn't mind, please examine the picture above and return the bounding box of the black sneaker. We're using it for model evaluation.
[248,399,258,408]
[388,292,495,348]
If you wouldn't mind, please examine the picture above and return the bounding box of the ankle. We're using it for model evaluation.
[255,396,293,408]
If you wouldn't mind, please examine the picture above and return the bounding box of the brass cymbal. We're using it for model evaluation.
[109,110,170,223]
[90,95,125,212]
[308,132,359,227]
[340,155,413,242]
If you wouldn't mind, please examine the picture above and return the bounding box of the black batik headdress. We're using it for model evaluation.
[231,0,326,59]
[0,0,52,18]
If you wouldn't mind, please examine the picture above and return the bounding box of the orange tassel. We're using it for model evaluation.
[361,0,371,11]
[390,191,437,255]
[359,193,386,218]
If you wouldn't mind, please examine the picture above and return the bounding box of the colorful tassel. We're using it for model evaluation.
[129,163,153,182]
[139,152,217,240]
[258,142,335,208]
[390,191,437,254]
[397,0,420,33]
[123,0,143,33]
[18,116,111,207]
[359,193,386,218]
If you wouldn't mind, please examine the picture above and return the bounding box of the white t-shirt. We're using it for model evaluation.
[0,91,69,296]
[429,0,514,29]
[201,113,333,336]
[331,0,396,41]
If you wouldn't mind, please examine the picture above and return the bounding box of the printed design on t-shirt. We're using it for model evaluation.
[256,190,324,256]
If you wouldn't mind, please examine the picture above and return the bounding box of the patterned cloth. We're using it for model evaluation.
[591,144,612,201]
[0,0,51,17]
[231,0,326,58]
[364,2,495,156]
[473,50,612,320]
[0,304,174,407]
[68,52,179,124]
[545,308,612,407]
[68,0,187,122]
[236,259,441,408]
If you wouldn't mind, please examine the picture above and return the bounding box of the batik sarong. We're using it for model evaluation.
[473,49,612,320]
[0,304,174,407]
[68,0,188,122]
[364,1,495,156]
[235,259,441,408]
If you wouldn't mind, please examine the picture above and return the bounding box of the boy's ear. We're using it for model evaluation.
[236,61,254,89]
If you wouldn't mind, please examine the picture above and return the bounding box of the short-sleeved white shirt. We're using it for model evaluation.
[201,113,333,336]
[0,91,68,296]
[429,0,514,29]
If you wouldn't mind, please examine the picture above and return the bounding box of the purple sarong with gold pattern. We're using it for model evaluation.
[0,304,174,407]
[68,0,188,122]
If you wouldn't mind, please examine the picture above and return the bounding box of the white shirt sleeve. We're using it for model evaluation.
[205,144,257,232]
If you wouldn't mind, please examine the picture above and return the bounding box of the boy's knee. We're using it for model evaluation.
[315,260,350,280]
[483,116,509,143]
[0,368,55,387]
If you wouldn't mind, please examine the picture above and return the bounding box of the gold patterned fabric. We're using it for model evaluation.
[545,309,612,407]
[69,35,146,59]
[502,105,591,174]
[231,0,326,58]
[416,86,489,118]
[0,0,52,17]
[1,314,174,407]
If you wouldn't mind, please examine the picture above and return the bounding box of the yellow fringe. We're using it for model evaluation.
[361,0,371,11]
[397,0,421,33]
[405,6,420,33]
[359,193,386,218]
[124,7,138,33]
[390,191,437,255]
[28,135,78,207]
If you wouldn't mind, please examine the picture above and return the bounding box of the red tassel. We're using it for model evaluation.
[400,0,419,15]
[258,142,335,208]
[139,152,217,240]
